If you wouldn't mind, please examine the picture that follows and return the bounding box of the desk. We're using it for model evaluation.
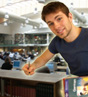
[0,70,68,97]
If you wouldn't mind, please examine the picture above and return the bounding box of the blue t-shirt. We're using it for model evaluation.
[49,28,88,76]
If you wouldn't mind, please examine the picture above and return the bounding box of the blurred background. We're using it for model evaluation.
[0,0,88,73]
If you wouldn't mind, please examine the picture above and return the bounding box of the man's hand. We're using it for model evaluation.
[22,64,36,75]
[22,49,54,75]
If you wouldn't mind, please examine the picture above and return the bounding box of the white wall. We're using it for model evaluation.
[0,24,11,34]
[10,22,33,34]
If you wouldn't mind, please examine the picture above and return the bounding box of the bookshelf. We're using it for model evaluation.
[0,32,53,47]
[0,34,5,45]
[15,34,24,44]
[0,70,67,97]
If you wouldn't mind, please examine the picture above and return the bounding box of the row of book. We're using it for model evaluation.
[2,81,54,97]
[4,84,36,97]
[36,83,54,97]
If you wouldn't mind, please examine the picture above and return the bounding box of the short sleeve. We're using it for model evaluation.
[48,37,58,54]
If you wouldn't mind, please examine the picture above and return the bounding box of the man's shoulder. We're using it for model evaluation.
[52,36,61,41]
[81,27,88,32]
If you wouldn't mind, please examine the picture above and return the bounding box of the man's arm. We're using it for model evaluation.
[22,49,54,75]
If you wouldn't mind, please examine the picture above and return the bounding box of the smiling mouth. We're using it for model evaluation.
[57,29,64,35]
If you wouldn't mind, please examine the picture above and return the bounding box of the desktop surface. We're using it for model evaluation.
[0,70,67,83]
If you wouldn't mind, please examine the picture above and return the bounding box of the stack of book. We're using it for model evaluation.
[63,76,88,97]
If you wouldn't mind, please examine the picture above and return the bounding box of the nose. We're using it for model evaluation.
[54,21,60,29]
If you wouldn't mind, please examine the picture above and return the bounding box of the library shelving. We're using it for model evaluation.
[0,32,53,47]
[0,70,67,97]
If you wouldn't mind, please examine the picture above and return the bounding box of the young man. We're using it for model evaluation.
[22,1,88,76]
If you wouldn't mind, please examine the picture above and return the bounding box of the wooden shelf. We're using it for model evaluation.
[0,70,68,97]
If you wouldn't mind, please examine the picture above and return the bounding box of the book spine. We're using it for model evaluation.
[65,79,69,97]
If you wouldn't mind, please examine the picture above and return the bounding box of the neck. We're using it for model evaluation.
[64,25,81,43]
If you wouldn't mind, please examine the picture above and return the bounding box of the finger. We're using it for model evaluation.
[28,66,35,72]
[22,64,29,71]
[22,67,28,73]
[30,71,35,75]
[23,69,30,75]
[22,64,29,69]
[24,71,30,75]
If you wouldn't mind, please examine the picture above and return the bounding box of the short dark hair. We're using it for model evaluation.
[41,1,70,22]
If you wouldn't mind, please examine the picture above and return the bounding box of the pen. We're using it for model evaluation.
[28,62,30,68]
[28,62,30,74]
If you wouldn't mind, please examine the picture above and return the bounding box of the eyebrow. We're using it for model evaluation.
[46,15,61,24]
[47,21,51,24]
[55,15,60,19]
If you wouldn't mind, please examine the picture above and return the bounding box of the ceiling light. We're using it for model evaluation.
[4,21,8,26]
[81,12,84,15]
[20,23,23,28]
[5,13,9,19]
[25,18,29,24]
[34,8,38,14]
[20,23,27,28]
[70,2,74,8]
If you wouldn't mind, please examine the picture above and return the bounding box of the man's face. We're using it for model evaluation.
[45,11,73,39]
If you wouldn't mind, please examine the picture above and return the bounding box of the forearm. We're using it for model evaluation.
[31,49,54,70]
[32,56,48,69]
[22,49,54,75]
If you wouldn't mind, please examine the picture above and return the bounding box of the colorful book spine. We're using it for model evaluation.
[64,76,88,97]
[65,79,69,97]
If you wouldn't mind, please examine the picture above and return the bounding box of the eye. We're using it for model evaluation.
[48,22,54,26]
[57,17,62,21]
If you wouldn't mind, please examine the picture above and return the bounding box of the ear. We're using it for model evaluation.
[68,13,73,21]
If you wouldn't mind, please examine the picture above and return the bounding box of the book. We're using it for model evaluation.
[64,76,88,97]
[36,83,53,97]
